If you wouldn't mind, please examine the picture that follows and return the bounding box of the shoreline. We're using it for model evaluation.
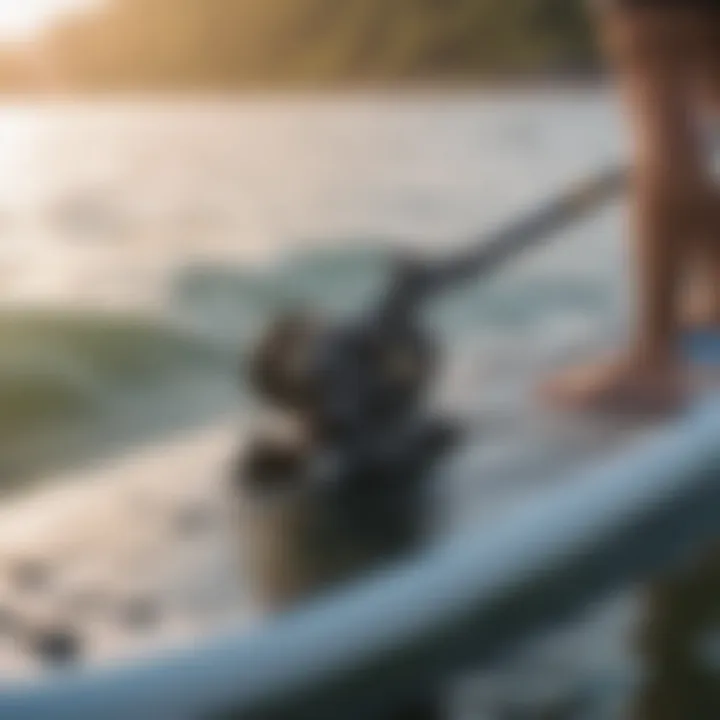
[0,78,610,105]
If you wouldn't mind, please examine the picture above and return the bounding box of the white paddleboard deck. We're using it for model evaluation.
[0,330,716,683]
[437,329,720,527]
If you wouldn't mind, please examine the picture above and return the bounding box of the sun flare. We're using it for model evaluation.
[0,0,94,40]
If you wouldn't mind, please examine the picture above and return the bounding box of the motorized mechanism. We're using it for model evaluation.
[239,257,459,498]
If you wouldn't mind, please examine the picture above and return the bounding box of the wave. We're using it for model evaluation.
[171,244,393,344]
[0,310,237,490]
[0,239,615,488]
[172,244,612,342]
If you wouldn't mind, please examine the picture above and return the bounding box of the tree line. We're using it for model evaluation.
[1,0,599,91]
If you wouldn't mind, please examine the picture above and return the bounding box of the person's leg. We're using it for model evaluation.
[684,189,720,327]
[541,5,708,416]
[682,19,720,328]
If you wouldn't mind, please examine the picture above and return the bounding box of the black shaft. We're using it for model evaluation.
[382,165,627,321]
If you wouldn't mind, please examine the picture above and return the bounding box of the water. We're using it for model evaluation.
[0,92,626,303]
[0,92,632,479]
[0,91,696,715]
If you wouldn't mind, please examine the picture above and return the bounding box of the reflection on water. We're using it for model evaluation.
[0,93,715,717]
[0,94,623,307]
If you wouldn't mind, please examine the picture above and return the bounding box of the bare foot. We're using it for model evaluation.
[683,271,720,330]
[682,281,720,385]
[539,356,687,419]
[683,294,720,332]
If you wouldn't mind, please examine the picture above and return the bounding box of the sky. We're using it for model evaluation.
[0,0,95,40]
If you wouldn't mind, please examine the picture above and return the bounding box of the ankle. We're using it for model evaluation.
[628,339,680,371]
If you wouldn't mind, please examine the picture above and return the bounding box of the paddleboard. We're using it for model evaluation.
[437,329,720,530]
[0,329,716,682]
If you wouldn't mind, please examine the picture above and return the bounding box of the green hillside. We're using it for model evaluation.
[37,0,597,90]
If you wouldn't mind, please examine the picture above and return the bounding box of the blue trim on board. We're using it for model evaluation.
[684,330,720,367]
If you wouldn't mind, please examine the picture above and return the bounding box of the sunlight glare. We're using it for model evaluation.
[0,0,94,40]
